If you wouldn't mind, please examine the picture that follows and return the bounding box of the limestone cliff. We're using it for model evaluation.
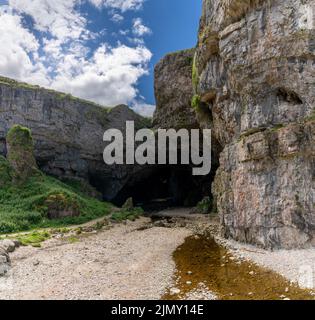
[153,49,199,129]
[193,0,315,248]
[0,76,149,201]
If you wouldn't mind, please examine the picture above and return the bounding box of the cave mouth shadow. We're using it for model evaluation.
[112,165,213,212]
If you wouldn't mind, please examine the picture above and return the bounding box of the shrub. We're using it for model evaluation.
[196,196,213,214]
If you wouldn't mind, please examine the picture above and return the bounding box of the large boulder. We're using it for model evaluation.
[193,0,315,249]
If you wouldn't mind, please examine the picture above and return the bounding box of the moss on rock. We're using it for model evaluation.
[6,125,38,184]
[191,94,201,110]
[192,52,199,93]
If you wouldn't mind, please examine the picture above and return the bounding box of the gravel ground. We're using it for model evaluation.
[216,236,315,289]
[1,211,315,300]
[0,217,191,300]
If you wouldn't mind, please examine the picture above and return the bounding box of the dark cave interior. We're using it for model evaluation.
[112,165,214,211]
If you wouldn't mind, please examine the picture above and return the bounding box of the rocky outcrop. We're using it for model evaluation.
[0,76,149,200]
[193,0,315,248]
[0,240,19,276]
[6,125,38,184]
[153,49,199,129]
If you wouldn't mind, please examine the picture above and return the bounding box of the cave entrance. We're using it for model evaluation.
[112,165,213,211]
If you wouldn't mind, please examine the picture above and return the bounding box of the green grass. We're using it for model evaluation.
[111,207,144,222]
[191,94,201,110]
[192,52,199,93]
[15,231,51,247]
[0,156,12,187]
[0,156,113,234]
[305,109,315,122]
[196,196,213,214]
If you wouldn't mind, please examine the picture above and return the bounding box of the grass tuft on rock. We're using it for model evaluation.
[192,52,199,93]
[191,94,201,110]
[111,207,144,222]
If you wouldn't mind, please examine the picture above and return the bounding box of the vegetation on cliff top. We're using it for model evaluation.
[0,75,108,110]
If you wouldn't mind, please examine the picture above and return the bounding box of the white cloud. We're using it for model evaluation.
[131,101,155,117]
[111,13,124,23]
[132,17,151,36]
[51,44,152,106]
[0,11,49,85]
[9,0,88,42]
[89,0,145,12]
[119,29,129,36]
[0,0,153,109]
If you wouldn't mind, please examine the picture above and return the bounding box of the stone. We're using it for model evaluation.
[122,197,134,210]
[170,288,181,295]
[0,256,7,264]
[13,240,21,248]
[0,239,16,253]
[44,193,80,220]
[0,246,10,277]
[0,247,9,261]
[0,263,9,276]
[192,0,315,249]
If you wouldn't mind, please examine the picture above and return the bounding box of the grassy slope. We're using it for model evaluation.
[0,155,114,234]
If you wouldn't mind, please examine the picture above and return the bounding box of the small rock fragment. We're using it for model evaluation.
[170,288,181,295]
[0,239,16,253]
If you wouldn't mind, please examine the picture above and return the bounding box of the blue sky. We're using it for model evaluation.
[0,0,202,116]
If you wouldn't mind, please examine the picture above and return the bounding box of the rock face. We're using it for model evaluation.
[153,49,199,129]
[193,0,315,248]
[0,77,149,200]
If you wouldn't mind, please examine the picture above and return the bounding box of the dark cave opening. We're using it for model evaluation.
[112,165,214,212]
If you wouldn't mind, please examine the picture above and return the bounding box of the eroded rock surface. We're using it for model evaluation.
[193,0,315,248]
[0,77,149,200]
[153,49,199,129]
